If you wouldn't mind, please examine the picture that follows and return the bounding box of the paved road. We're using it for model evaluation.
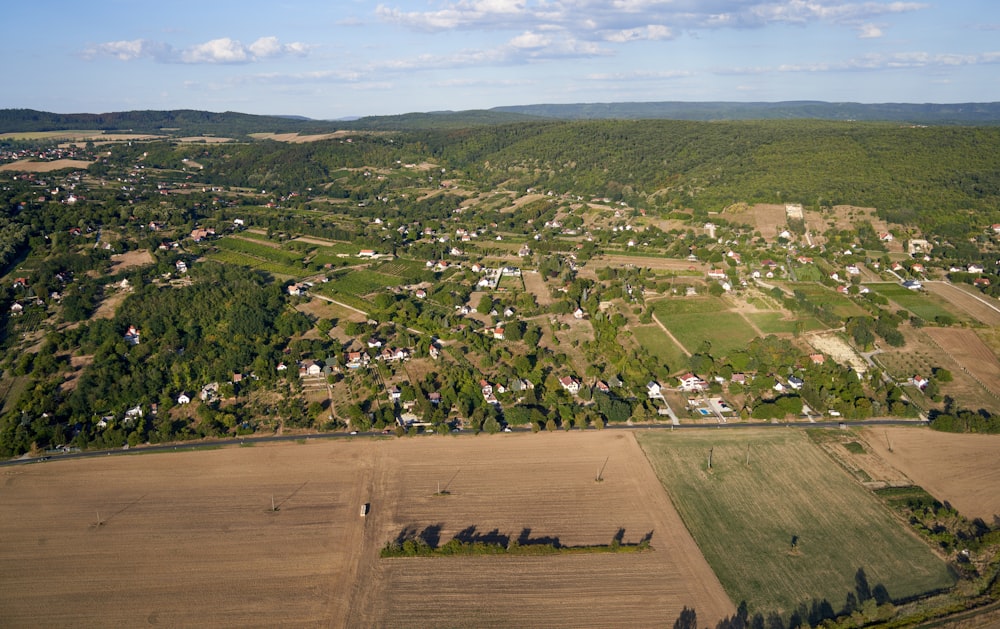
[0,418,928,468]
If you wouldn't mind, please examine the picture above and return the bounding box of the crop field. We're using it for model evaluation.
[746,312,825,335]
[868,283,961,323]
[664,311,759,357]
[636,429,955,615]
[326,269,401,297]
[207,249,304,278]
[863,427,1000,522]
[0,433,734,628]
[923,327,1000,400]
[216,236,304,266]
[781,282,867,318]
[631,324,689,373]
[923,282,1000,326]
[0,158,95,172]
[652,296,727,316]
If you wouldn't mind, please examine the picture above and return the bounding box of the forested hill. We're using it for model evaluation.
[4,101,1000,136]
[491,101,1000,125]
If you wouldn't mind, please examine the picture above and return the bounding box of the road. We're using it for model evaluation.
[0,417,928,468]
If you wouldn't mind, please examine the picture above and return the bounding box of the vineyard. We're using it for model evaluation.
[207,249,305,278]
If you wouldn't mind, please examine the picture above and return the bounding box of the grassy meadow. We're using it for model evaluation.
[636,429,955,616]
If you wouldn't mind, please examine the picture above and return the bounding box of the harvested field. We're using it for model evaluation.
[248,131,356,143]
[0,432,733,628]
[638,429,955,615]
[923,281,1000,326]
[110,249,155,272]
[923,327,1000,398]
[863,427,1000,522]
[0,158,93,172]
[521,269,555,306]
[587,254,705,274]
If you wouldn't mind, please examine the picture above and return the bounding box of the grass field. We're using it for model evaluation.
[747,312,826,335]
[207,249,304,278]
[868,283,960,322]
[782,283,868,318]
[665,311,759,357]
[637,429,955,616]
[632,324,690,373]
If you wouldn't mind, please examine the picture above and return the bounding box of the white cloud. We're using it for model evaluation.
[857,23,884,38]
[719,50,1000,74]
[83,36,309,64]
[603,24,673,42]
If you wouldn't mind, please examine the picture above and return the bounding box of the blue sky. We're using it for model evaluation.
[4,1,999,119]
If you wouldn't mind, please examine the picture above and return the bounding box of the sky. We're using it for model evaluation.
[3,1,999,119]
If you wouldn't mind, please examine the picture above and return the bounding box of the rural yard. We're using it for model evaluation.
[0,432,733,628]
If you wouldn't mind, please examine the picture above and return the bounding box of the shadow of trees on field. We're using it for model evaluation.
[390,524,654,551]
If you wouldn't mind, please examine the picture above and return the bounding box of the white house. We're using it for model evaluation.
[559,376,580,395]
[678,373,708,392]
[177,393,191,404]
[646,381,663,399]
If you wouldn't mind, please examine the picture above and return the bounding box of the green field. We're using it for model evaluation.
[783,282,868,318]
[868,283,960,322]
[747,312,826,335]
[636,430,955,615]
[216,236,304,266]
[663,311,759,356]
[631,325,689,374]
[207,249,304,278]
[652,296,727,316]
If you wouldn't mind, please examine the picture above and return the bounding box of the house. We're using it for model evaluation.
[678,373,708,392]
[277,362,288,372]
[731,373,747,384]
[124,325,141,345]
[346,351,368,369]
[493,326,505,340]
[707,268,727,280]
[510,378,534,392]
[428,392,442,405]
[428,345,440,360]
[974,278,991,287]
[911,263,925,273]
[190,227,214,242]
[836,285,849,294]
[480,380,493,398]
[646,381,663,399]
[518,244,531,257]
[902,280,922,290]
[177,393,191,404]
[911,375,929,390]
[879,232,894,242]
[367,338,383,349]
[414,288,427,299]
[125,405,143,420]
[595,380,610,394]
[559,376,580,395]
[788,376,804,390]
[388,385,402,401]
[287,283,303,296]
[358,249,377,258]
[846,265,860,275]
[10,302,23,314]
[573,307,585,319]
[808,353,825,365]
[968,263,985,273]
[891,262,905,272]
[299,361,322,377]
[200,382,220,401]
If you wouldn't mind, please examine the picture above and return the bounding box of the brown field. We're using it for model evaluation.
[586,254,706,274]
[0,131,161,142]
[863,426,1000,522]
[110,249,155,272]
[924,282,1000,326]
[923,327,1000,398]
[0,159,94,172]
[248,131,356,143]
[0,432,733,628]
[176,136,233,143]
[521,269,555,306]
[744,203,788,240]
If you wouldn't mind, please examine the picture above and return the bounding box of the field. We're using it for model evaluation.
[0,433,734,628]
[636,429,955,615]
[868,283,961,323]
[664,311,758,357]
[781,282,868,318]
[631,324,689,373]
[863,427,1000,523]
[0,158,94,172]
[746,311,825,335]
[923,282,1000,326]
[923,327,1000,400]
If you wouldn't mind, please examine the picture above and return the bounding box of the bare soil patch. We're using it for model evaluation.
[91,289,128,320]
[586,254,705,274]
[923,328,1000,398]
[863,426,1000,522]
[924,282,1000,326]
[521,270,554,306]
[0,433,733,628]
[110,249,155,272]
[249,131,357,143]
[176,136,233,143]
[0,159,94,172]
[807,332,868,373]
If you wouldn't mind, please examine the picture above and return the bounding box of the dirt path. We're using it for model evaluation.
[652,312,691,357]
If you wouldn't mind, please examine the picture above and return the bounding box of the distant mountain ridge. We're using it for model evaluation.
[2,101,1000,136]
[490,101,1000,124]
